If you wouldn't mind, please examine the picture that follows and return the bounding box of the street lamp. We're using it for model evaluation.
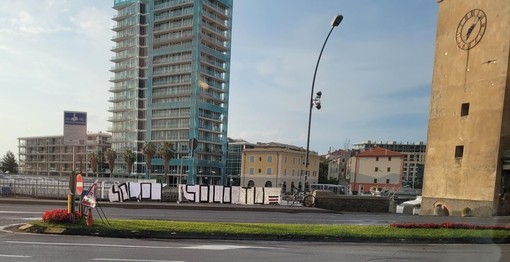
[304,15,343,187]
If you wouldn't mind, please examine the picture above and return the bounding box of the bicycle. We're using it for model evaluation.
[288,189,316,207]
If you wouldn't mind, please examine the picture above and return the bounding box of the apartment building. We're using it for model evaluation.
[18,132,111,177]
[348,147,404,195]
[109,0,233,184]
[353,140,426,189]
[240,142,320,192]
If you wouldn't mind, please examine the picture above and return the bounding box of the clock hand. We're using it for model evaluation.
[465,23,476,40]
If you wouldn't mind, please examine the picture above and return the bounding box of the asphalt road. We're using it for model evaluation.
[1,228,509,262]
[1,199,510,261]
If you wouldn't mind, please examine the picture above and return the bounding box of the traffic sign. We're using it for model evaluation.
[76,174,83,195]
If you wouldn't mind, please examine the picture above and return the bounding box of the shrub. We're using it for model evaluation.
[42,209,82,224]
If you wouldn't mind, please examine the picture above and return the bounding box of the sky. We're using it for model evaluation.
[0,0,438,157]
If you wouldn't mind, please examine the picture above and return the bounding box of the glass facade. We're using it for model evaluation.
[109,0,232,184]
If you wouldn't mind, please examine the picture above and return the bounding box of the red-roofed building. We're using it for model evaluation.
[347,147,404,195]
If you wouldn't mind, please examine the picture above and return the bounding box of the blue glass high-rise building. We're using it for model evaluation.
[109,0,232,185]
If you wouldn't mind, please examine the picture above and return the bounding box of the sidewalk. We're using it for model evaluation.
[0,196,334,214]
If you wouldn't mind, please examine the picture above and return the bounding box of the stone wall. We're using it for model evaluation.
[421,196,495,217]
[314,191,391,213]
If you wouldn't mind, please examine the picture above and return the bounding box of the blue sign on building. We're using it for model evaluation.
[64,111,87,126]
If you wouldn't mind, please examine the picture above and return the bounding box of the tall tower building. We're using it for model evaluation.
[422,0,510,216]
[109,0,233,185]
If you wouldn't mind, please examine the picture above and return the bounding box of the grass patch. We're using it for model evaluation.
[30,219,510,241]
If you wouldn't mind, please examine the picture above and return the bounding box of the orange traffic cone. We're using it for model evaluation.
[86,208,93,227]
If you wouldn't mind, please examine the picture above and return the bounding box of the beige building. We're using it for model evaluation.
[326,149,351,188]
[348,147,404,195]
[240,142,319,192]
[422,0,510,216]
[353,141,426,190]
[18,132,111,177]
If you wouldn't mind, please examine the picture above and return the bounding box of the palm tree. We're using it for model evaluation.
[158,141,175,178]
[142,142,156,179]
[104,148,117,178]
[87,151,98,177]
[123,149,136,176]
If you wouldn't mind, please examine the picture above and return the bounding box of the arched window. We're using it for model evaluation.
[264,181,272,187]
[247,180,255,187]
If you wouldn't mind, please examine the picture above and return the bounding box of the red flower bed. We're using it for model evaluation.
[42,209,82,224]
[390,222,510,230]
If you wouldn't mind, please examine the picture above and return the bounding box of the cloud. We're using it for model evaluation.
[69,7,113,40]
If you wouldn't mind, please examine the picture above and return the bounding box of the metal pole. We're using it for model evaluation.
[304,15,343,184]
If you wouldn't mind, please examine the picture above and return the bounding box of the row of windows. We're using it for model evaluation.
[374,167,392,172]
[249,155,273,163]
[373,179,392,184]
[375,157,392,161]
[249,155,311,165]
[247,168,317,177]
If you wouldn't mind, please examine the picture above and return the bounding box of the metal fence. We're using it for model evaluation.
[0,174,178,202]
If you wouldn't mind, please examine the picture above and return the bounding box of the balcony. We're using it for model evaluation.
[154,0,193,12]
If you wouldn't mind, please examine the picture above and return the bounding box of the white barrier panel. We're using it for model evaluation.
[179,185,280,205]
[108,182,161,202]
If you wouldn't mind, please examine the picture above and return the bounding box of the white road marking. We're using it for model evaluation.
[0,211,42,214]
[0,223,26,233]
[181,244,276,250]
[5,241,281,251]
[93,259,183,262]
[0,254,31,258]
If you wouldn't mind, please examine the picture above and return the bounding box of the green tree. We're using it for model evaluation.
[318,157,329,184]
[142,142,157,179]
[158,141,175,177]
[87,151,98,177]
[104,148,117,178]
[123,149,136,176]
[1,151,18,174]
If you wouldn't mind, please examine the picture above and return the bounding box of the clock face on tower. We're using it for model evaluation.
[455,9,487,50]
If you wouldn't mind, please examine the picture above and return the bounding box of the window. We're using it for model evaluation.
[249,155,254,163]
[374,179,378,183]
[461,103,470,116]
[376,157,379,161]
[388,157,392,161]
[375,167,379,172]
[455,145,464,158]
[249,168,254,174]
[266,168,272,175]
[258,168,262,173]
[387,167,391,172]
[386,179,390,184]
[267,155,273,162]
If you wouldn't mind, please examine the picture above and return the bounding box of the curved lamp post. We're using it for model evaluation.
[304,15,343,188]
